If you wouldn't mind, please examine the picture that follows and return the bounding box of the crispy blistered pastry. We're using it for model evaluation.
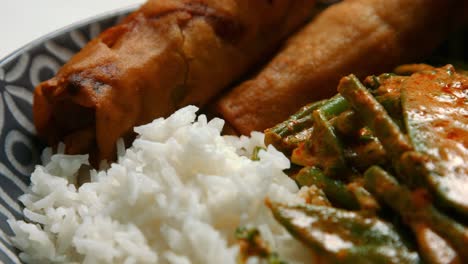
[34,0,316,162]
[214,0,467,135]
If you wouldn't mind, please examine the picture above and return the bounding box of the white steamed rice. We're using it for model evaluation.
[8,105,314,264]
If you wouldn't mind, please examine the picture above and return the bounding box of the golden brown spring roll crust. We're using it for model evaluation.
[34,0,316,162]
[214,0,467,135]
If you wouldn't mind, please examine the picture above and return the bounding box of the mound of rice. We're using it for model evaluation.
[8,106,313,264]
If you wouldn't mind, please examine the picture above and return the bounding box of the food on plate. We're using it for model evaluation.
[269,202,421,263]
[14,0,468,262]
[214,0,467,135]
[10,64,468,263]
[33,0,317,162]
[9,106,314,263]
[265,65,468,263]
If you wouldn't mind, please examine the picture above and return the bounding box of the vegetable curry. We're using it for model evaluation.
[261,65,468,264]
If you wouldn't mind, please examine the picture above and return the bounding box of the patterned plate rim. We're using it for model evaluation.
[0,4,139,67]
[0,5,139,264]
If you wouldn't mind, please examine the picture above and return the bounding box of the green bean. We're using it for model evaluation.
[307,108,348,176]
[270,99,326,136]
[264,99,326,151]
[295,167,359,210]
[316,94,350,119]
[364,166,468,262]
[297,96,350,175]
[344,134,388,171]
[338,75,412,176]
[347,182,380,214]
[375,93,403,128]
[367,74,407,129]
[268,202,421,264]
[283,126,314,149]
[331,110,362,136]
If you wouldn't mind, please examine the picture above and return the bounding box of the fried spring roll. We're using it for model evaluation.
[33,0,317,162]
[214,0,467,135]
